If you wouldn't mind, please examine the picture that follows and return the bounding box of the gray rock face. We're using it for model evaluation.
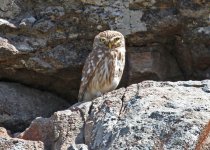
[0,82,70,132]
[85,80,210,150]
[0,0,209,101]
[0,0,21,19]
[17,80,210,150]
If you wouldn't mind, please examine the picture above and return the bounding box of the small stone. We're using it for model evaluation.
[33,20,55,33]
[0,37,19,61]
[0,127,11,138]
[0,19,16,28]
[96,25,103,30]
[19,16,36,28]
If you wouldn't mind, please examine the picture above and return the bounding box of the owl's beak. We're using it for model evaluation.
[108,42,112,49]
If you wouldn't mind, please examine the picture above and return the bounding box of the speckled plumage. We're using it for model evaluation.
[78,30,126,102]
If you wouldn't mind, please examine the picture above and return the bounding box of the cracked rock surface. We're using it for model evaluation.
[16,80,210,150]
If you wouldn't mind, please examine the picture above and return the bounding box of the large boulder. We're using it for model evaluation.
[0,82,70,133]
[17,80,210,150]
[0,0,209,101]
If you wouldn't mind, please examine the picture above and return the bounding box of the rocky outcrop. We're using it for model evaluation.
[12,80,210,150]
[0,82,70,133]
[0,0,209,149]
[0,0,209,101]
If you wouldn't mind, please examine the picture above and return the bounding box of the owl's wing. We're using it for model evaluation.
[78,50,104,101]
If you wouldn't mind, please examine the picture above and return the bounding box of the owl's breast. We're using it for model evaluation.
[112,51,125,85]
[89,48,125,95]
[101,50,125,92]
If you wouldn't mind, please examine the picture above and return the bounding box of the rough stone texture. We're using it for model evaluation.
[0,0,209,102]
[0,37,19,61]
[196,121,210,150]
[0,127,11,138]
[18,102,91,150]
[0,82,70,133]
[16,117,53,149]
[0,137,44,150]
[17,80,210,150]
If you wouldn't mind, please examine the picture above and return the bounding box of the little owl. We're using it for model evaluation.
[78,30,126,102]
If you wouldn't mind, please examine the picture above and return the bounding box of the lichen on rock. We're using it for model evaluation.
[16,80,210,150]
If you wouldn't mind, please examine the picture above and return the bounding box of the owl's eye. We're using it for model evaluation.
[113,37,120,42]
[100,38,106,43]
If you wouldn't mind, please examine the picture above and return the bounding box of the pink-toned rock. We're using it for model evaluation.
[17,117,53,148]
[17,102,91,150]
[127,47,183,84]
[195,121,210,150]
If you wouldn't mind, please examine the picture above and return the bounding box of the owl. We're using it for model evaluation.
[78,30,126,102]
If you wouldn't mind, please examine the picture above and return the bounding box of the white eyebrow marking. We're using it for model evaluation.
[110,36,121,41]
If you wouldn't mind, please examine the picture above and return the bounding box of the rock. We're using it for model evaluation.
[19,16,37,28]
[0,82,70,133]
[0,0,209,149]
[18,102,91,149]
[33,20,55,33]
[0,37,19,61]
[68,144,88,150]
[0,19,16,28]
[27,45,80,71]
[0,127,11,138]
[0,137,44,150]
[8,35,47,53]
[40,6,65,18]
[0,0,20,19]
[174,26,210,79]
[16,117,53,149]
[0,0,209,102]
[195,121,210,150]
[127,46,184,84]
[18,80,210,150]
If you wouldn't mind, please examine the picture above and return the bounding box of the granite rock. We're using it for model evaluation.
[18,80,210,150]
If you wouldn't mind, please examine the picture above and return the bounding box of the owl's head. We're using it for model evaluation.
[93,30,125,50]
